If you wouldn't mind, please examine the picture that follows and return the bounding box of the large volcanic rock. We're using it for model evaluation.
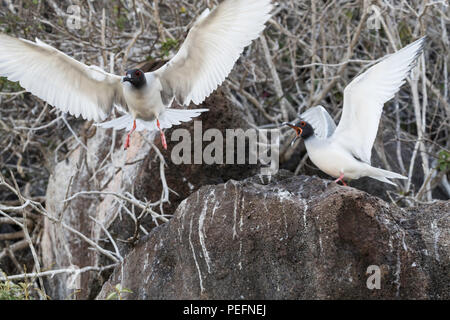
[97,171,449,299]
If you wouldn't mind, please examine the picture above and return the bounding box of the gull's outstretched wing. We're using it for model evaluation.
[0,34,125,122]
[96,109,209,132]
[154,0,272,106]
[333,36,426,164]
[300,105,336,139]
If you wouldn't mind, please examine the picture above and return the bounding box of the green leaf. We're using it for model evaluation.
[160,39,179,58]
[437,150,450,172]
[106,292,118,300]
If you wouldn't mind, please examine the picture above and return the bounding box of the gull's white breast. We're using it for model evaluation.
[304,136,371,179]
[122,73,165,121]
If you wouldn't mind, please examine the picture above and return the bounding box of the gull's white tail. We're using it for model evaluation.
[96,108,209,132]
[368,167,407,186]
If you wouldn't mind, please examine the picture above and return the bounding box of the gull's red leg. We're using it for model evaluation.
[156,119,167,150]
[334,172,347,186]
[124,119,137,150]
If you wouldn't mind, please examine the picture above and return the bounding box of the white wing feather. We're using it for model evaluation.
[154,0,272,106]
[96,109,209,132]
[300,105,336,139]
[0,34,125,122]
[333,37,426,163]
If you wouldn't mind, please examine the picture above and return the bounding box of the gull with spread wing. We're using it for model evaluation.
[284,37,426,186]
[0,0,272,150]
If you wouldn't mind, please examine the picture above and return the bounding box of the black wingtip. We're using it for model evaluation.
[405,35,428,73]
[417,35,428,51]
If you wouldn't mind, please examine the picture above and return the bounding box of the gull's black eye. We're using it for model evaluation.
[300,121,306,127]
[135,70,141,77]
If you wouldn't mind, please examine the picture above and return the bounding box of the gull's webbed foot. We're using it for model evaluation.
[124,119,137,150]
[156,119,167,150]
[334,172,347,186]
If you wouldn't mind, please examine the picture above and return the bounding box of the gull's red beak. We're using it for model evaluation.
[283,122,303,146]
[284,123,302,136]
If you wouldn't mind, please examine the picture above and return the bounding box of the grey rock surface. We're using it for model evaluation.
[97,171,449,299]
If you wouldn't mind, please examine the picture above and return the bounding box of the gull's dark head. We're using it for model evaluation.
[123,69,147,89]
[283,119,315,145]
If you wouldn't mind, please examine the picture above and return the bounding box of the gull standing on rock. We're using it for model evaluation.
[284,37,426,186]
[0,0,273,150]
